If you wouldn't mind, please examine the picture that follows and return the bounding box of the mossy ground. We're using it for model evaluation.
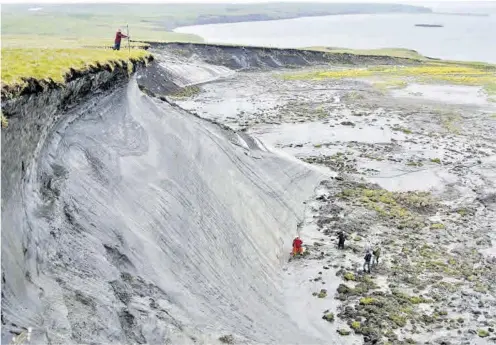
[338,184,436,230]
[311,178,495,344]
[169,85,202,98]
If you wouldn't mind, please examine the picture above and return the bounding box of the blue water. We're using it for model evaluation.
[175,11,496,63]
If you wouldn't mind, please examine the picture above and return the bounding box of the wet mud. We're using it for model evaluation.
[173,66,496,344]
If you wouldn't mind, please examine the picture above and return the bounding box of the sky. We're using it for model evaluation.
[1,0,493,4]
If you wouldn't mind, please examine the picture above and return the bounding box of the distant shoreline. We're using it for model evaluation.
[415,24,444,28]
[433,11,490,17]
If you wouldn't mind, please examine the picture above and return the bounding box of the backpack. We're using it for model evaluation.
[365,252,372,262]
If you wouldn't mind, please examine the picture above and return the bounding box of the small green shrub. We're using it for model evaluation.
[389,314,407,327]
[351,321,361,330]
[344,272,356,281]
[478,329,489,337]
[359,297,378,305]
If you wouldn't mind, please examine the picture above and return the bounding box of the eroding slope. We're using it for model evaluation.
[1,64,330,344]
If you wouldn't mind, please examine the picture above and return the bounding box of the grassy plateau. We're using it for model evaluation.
[2,47,151,87]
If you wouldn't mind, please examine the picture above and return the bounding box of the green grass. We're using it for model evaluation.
[351,321,361,330]
[2,47,151,88]
[359,297,378,305]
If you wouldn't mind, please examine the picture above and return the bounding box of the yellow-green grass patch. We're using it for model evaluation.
[2,47,151,88]
[283,63,496,99]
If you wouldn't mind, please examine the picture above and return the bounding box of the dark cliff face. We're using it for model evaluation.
[0,60,149,343]
[149,42,420,71]
[0,46,326,344]
[1,59,149,204]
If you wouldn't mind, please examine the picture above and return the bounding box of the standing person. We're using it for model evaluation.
[113,28,128,51]
[373,245,381,266]
[292,236,303,257]
[363,250,372,273]
[337,231,346,249]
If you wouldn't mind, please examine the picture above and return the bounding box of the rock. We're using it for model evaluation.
[341,121,355,126]
[219,334,235,344]
[337,284,352,294]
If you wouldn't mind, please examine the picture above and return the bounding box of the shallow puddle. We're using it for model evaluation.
[391,83,491,106]
[249,121,406,148]
[362,160,459,192]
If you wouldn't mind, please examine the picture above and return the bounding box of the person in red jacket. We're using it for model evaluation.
[113,28,128,51]
[292,236,303,256]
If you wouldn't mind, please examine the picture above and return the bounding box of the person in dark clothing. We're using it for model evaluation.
[337,231,346,249]
[373,246,381,266]
[363,250,372,273]
[114,28,128,51]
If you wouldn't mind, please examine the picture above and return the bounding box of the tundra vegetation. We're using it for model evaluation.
[282,63,496,101]
[2,47,151,88]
